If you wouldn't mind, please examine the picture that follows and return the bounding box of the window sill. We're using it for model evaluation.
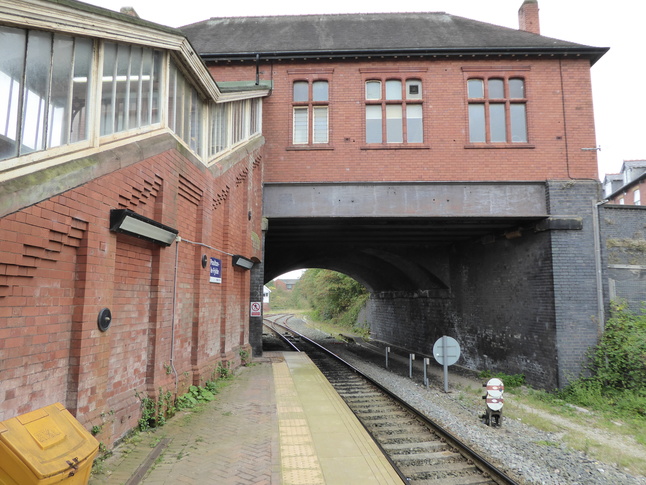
[286,145,334,151]
[360,144,430,150]
[464,143,535,149]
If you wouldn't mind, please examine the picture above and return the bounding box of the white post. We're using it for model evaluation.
[442,336,449,393]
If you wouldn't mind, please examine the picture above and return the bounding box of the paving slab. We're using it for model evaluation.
[89,353,402,485]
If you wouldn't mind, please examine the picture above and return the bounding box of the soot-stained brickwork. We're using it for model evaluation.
[368,181,605,389]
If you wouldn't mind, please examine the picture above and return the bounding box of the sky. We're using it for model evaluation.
[84,0,645,180]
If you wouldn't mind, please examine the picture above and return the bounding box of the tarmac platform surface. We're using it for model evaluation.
[89,352,403,484]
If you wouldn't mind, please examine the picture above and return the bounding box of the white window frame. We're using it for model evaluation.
[365,78,424,144]
[292,80,329,145]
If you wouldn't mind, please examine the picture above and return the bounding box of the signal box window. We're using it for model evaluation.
[293,80,328,145]
[467,77,527,144]
[365,79,423,144]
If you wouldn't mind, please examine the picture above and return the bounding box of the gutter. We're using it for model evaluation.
[200,46,609,65]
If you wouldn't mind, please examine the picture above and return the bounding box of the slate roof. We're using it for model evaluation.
[180,12,607,64]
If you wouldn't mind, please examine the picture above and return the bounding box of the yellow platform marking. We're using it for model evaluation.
[274,359,325,484]
[273,353,403,485]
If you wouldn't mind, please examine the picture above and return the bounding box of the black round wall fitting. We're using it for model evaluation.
[202,254,208,268]
[97,308,112,332]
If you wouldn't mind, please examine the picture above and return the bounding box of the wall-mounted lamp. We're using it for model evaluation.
[110,209,178,247]
[232,255,254,270]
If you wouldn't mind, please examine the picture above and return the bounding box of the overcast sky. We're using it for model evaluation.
[85,0,645,179]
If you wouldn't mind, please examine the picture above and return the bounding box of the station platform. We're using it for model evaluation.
[89,352,403,484]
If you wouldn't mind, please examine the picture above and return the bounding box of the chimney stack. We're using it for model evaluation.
[120,7,140,18]
[518,0,540,35]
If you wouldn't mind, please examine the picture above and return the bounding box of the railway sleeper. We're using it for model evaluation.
[350,406,404,415]
[402,465,484,477]
[340,394,387,403]
[360,418,419,431]
[355,412,411,421]
[378,432,437,443]
[382,441,450,454]
[392,450,463,466]
[402,471,495,485]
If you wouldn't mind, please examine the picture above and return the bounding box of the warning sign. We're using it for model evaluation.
[250,302,262,317]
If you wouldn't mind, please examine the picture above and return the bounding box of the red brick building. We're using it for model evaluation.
[0,0,611,447]
[0,0,267,446]
[184,1,610,390]
[184,2,605,187]
[604,160,646,205]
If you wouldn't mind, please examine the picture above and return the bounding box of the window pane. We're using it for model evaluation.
[468,104,485,142]
[510,103,527,142]
[489,103,506,142]
[366,105,382,143]
[0,27,26,161]
[386,104,403,143]
[150,51,161,125]
[467,79,484,98]
[70,37,93,144]
[101,42,118,136]
[139,49,152,126]
[115,44,130,133]
[488,79,504,99]
[366,81,381,100]
[22,30,52,155]
[293,107,308,144]
[406,80,422,100]
[312,81,328,102]
[49,35,74,148]
[313,106,328,143]
[293,81,308,102]
[385,80,402,100]
[509,78,525,99]
[406,104,423,143]
[128,46,143,130]
[167,63,177,133]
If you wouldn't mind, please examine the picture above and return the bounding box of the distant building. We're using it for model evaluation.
[275,279,299,291]
[604,160,646,205]
[263,285,271,311]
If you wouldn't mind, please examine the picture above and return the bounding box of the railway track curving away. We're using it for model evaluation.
[263,314,520,485]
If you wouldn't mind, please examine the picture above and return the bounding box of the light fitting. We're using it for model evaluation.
[109,209,178,247]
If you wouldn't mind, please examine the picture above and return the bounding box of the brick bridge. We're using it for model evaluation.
[184,8,613,389]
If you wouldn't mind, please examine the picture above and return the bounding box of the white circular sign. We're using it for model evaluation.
[433,336,461,366]
[486,378,504,399]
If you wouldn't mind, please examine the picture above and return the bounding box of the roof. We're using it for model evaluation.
[180,12,607,64]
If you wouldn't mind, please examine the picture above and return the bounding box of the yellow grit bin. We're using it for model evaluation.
[0,403,99,485]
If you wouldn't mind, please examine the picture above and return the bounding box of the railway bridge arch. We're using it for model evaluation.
[260,180,602,390]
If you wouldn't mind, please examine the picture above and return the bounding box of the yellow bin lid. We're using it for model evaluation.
[0,403,99,479]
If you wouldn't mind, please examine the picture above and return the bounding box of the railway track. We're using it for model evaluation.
[263,314,519,485]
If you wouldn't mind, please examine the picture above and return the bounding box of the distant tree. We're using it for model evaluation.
[299,269,368,327]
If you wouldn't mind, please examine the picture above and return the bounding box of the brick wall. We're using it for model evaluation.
[367,181,604,389]
[368,227,559,389]
[209,56,598,183]
[546,180,602,386]
[600,204,646,312]
[0,137,264,446]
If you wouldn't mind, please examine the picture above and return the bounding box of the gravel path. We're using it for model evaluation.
[282,317,646,485]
